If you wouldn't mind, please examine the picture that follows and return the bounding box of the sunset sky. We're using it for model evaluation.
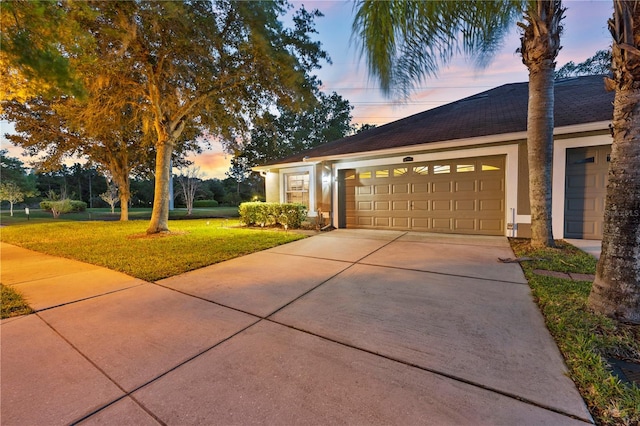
[0,1,614,180]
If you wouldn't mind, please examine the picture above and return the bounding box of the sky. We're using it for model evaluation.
[0,0,614,180]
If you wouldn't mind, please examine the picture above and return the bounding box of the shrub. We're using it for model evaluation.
[193,199,219,208]
[239,202,307,229]
[40,199,87,218]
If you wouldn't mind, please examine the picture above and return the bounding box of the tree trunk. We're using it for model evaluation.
[588,0,640,323]
[588,88,640,323]
[519,1,564,248]
[527,64,556,248]
[119,193,129,221]
[147,140,173,234]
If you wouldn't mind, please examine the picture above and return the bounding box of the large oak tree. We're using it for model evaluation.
[83,1,329,234]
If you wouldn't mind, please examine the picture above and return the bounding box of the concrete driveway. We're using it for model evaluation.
[1,230,593,425]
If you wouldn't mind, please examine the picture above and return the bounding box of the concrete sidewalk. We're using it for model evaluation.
[1,231,593,425]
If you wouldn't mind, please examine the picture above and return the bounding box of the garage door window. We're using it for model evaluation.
[285,173,309,206]
[457,164,475,173]
[394,167,408,176]
[433,165,450,174]
[413,166,428,175]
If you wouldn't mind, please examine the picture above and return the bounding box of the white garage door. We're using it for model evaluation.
[343,156,505,235]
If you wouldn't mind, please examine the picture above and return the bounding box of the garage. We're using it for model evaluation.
[342,155,505,235]
[564,145,611,239]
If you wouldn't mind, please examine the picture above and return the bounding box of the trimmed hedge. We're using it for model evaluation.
[193,199,219,208]
[239,202,307,229]
[40,199,87,212]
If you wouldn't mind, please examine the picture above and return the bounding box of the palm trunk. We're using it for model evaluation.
[527,65,555,248]
[588,88,640,323]
[588,0,640,323]
[147,140,173,234]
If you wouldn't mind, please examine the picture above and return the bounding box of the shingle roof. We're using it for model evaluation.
[267,75,613,165]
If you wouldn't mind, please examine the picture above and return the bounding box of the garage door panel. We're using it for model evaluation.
[432,218,453,230]
[432,200,451,211]
[374,201,389,211]
[392,184,409,194]
[411,183,430,193]
[432,181,452,193]
[374,185,390,194]
[413,200,429,211]
[393,217,410,228]
[480,219,504,232]
[392,201,409,211]
[344,155,505,235]
[357,217,373,226]
[374,217,390,227]
[358,201,372,210]
[455,180,476,192]
[480,179,503,192]
[455,219,476,231]
[480,199,503,212]
[411,218,430,229]
[358,186,372,195]
[455,200,476,211]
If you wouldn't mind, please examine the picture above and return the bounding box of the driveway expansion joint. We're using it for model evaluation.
[265,318,594,425]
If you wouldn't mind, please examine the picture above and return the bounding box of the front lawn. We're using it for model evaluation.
[510,239,640,425]
[0,219,305,282]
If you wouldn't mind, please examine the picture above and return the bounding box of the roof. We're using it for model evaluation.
[266,75,613,165]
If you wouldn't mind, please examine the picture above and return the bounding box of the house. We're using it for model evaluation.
[253,75,614,240]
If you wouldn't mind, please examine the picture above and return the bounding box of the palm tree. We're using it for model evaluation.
[588,0,640,324]
[352,0,565,248]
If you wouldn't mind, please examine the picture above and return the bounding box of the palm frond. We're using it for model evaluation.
[352,0,524,99]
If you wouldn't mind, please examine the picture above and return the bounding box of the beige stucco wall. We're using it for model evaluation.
[264,172,280,203]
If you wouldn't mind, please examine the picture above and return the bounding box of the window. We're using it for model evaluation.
[285,173,309,206]
[375,169,389,178]
[413,166,429,175]
[344,170,356,180]
[394,167,408,176]
[359,171,372,179]
[433,165,450,174]
[456,164,475,173]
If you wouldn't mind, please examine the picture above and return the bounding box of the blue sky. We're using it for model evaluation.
[1,1,615,179]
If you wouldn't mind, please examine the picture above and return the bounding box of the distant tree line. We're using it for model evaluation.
[0,150,264,213]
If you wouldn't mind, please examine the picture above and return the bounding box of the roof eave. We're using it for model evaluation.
[254,120,611,171]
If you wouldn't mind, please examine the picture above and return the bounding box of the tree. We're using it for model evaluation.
[0,1,92,105]
[226,156,251,204]
[588,0,640,324]
[2,96,146,221]
[352,0,564,248]
[241,91,354,167]
[0,182,28,216]
[100,182,119,214]
[175,167,203,215]
[555,49,612,79]
[0,150,38,215]
[518,1,565,248]
[75,1,330,234]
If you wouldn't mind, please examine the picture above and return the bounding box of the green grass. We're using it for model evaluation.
[1,284,35,319]
[510,239,640,425]
[0,207,239,225]
[0,219,305,282]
